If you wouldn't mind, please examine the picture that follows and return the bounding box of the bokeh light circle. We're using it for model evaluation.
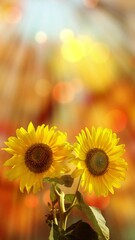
[52,81,75,104]
[104,109,127,132]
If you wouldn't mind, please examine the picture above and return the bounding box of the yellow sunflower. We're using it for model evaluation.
[71,127,127,196]
[3,122,71,193]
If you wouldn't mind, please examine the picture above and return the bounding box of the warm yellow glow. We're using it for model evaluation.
[76,36,110,64]
[61,37,86,63]
[78,59,116,92]
[75,39,115,92]
[35,31,48,44]
[60,28,74,42]
[89,42,110,63]
[60,35,115,92]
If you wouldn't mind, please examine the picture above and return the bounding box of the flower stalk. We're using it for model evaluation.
[52,176,82,231]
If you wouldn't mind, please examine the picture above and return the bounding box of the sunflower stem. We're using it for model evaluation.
[53,176,82,231]
[66,175,82,213]
[54,185,66,230]
[53,207,58,225]
[62,175,82,229]
[76,175,82,193]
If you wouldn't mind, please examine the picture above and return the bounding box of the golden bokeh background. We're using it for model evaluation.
[0,0,135,239]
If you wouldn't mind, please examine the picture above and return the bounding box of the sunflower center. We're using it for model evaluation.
[25,143,53,173]
[86,148,109,176]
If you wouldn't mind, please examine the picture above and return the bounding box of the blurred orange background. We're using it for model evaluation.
[0,0,135,239]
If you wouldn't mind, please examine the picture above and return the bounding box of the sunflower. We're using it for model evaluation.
[3,122,71,193]
[71,127,127,196]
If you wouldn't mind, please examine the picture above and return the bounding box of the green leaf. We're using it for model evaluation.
[64,237,78,240]
[65,220,82,235]
[76,191,110,240]
[43,175,74,188]
[64,194,75,204]
[49,220,98,240]
[64,194,77,210]
[50,185,58,204]
[66,221,98,240]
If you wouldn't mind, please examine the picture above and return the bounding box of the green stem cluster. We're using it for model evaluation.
[53,176,82,231]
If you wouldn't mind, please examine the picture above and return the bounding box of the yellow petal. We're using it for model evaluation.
[71,169,84,178]
[3,155,24,167]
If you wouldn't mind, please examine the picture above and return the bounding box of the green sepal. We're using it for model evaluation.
[50,184,58,205]
[60,175,74,187]
[43,175,74,188]
[76,191,110,240]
